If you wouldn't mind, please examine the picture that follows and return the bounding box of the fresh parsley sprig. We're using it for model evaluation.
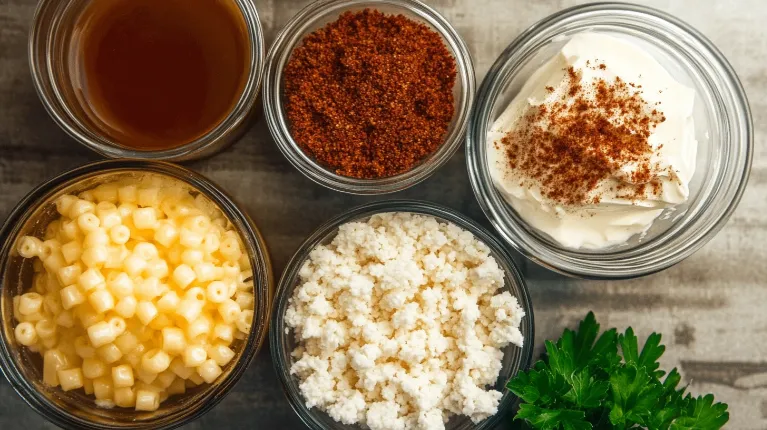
[507,312,729,430]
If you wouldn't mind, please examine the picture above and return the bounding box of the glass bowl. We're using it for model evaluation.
[262,0,475,195]
[269,200,534,430]
[465,2,753,279]
[29,0,265,162]
[0,160,274,429]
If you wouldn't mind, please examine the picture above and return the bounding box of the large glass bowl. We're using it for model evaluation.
[269,200,534,430]
[0,160,274,429]
[466,3,753,279]
[263,0,475,194]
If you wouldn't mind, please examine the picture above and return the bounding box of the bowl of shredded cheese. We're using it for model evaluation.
[270,200,534,430]
[0,160,273,429]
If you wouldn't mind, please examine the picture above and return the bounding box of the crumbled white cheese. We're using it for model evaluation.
[286,213,525,430]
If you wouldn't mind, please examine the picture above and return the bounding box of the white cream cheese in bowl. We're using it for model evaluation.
[487,32,697,250]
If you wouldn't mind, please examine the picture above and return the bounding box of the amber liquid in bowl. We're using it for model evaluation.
[73,0,250,150]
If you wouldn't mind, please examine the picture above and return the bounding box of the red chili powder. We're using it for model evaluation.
[283,9,457,179]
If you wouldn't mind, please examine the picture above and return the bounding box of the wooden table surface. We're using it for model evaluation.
[0,0,764,428]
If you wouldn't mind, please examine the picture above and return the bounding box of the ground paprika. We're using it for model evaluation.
[283,9,457,179]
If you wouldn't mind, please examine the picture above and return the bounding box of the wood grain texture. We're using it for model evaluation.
[0,0,764,428]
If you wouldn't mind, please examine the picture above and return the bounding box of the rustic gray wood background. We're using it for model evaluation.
[0,0,763,428]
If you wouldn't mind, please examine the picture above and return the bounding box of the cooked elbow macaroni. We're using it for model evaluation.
[12,179,255,412]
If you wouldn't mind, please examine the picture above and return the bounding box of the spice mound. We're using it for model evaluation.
[283,9,457,179]
[488,32,697,249]
[285,213,525,430]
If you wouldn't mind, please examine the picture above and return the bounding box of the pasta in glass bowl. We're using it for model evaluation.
[0,160,273,429]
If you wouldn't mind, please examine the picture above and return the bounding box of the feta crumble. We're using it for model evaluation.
[286,213,525,430]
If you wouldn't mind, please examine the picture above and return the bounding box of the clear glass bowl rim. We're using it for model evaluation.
[465,1,754,279]
[0,159,274,429]
[28,0,266,161]
[269,199,535,430]
[262,0,476,195]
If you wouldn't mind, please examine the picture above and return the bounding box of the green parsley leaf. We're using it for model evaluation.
[646,368,689,429]
[508,362,570,406]
[571,312,620,372]
[649,407,680,430]
[508,369,540,404]
[608,364,662,427]
[660,368,687,406]
[573,312,600,367]
[619,327,665,378]
[546,337,577,382]
[543,312,620,387]
[515,404,591,430]
[670,394,729,430]
[563,420,593,430]
[562,368,608,409]
[662,368,683,395]
[589,327,621,373]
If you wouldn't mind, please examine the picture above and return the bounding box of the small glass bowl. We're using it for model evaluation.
[29,0,265,162]
[0,160,274,429]
[262,0,476,195]
[269,200,534,430]
[466,3,753,279]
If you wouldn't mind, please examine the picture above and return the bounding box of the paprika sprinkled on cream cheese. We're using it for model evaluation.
[488,32,697,250]
[499,64,668,206]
